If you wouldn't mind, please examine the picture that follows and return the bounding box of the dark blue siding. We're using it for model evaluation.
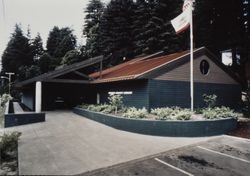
[96,80,149,109]
[148,80,241,110]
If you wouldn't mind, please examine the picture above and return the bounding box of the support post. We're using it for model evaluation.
[35,81,42,113]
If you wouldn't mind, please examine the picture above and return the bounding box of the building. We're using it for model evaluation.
[15,47,241,112]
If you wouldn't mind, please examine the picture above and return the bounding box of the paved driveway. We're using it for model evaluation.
[2,111,215,175]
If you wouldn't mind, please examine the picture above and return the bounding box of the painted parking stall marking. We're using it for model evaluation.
[154,158,194,176]
[197,146,250,164]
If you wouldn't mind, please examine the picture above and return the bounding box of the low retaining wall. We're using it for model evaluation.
[4,101,45,128]
[5,113,45,128]
[73,108,237,137]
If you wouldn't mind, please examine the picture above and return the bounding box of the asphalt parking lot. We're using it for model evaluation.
[82,135,250,176]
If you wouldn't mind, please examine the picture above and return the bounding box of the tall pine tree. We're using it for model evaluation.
[1,24,33,75]
[133,0,152,55]
[99,0,135,64]
[46,26,77,68]
[194,0,244,56]
[83,0,105,58]
[30,33,44,61]
[133,0,186,55]
[46,26,76,58]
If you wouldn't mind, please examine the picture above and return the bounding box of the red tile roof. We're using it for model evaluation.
[89,50,190,83]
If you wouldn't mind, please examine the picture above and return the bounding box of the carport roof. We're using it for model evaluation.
[15,55,104,87]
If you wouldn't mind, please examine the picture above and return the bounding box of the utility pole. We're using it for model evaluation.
[1,72,15,95]
[6,72,15,95]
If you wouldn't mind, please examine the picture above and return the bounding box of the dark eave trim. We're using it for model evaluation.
[43,79,90,84]
[73,71,93,80]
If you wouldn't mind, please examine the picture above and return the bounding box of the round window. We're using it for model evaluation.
[200,60,210,75]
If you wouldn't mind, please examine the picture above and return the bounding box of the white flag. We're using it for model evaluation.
[171,8,191,34]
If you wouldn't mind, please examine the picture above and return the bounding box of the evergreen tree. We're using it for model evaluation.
[83,0,104,58]
[1,24,33,75]
[141,0,163,54]
[133,0,186,55]
[30,33,44,60]
[46,26,77,69]
[157,0,187,53]
[46,26,77,58]
[194,0,244,56]
[60,49,82,66]
[18,65,41,81]
[38,53,53,73]
[133,0,154,55]
[46,26,61,56]
[194,0,245,84]
[99,0,135,64]
[84,0,104,38]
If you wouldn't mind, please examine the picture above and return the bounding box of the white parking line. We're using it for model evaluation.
[154,158,194,176]
[197,146,250,164]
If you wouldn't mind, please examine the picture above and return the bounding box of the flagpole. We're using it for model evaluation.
[190,4,194,112]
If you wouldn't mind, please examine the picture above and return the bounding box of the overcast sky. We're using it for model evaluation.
[0,0,109,64]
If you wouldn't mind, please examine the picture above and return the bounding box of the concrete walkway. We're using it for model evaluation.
[2,111,216,175]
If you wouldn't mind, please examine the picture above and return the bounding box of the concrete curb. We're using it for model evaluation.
[73,108,237,137]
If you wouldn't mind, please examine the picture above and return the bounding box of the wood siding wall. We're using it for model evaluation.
[148,80,241,110]
[155,55,238,85]
[96,80,149,109]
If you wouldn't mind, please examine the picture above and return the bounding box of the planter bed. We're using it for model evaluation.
[73,107,237,137]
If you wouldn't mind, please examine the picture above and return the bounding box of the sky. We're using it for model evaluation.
[0,0,109,66]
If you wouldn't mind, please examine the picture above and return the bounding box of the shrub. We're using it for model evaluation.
[195,108,203,114]
[80,104,116,114]
[202,106,238,119]
[87,104,101,112]
[203,94,217,109]
[151,107,191,120]
[123,107,148,119]
[202,109,218,119]
[79,94,124,114]
[151,107,173,119]
[0,132,21,160]
[0,94,13,107]
[175,109,192,120]
[108,94,123,113]
[101,105,116,114]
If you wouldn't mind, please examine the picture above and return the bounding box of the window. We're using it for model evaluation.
[200,60,210,75]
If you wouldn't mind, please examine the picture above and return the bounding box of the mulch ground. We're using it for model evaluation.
[228,115,250,139]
